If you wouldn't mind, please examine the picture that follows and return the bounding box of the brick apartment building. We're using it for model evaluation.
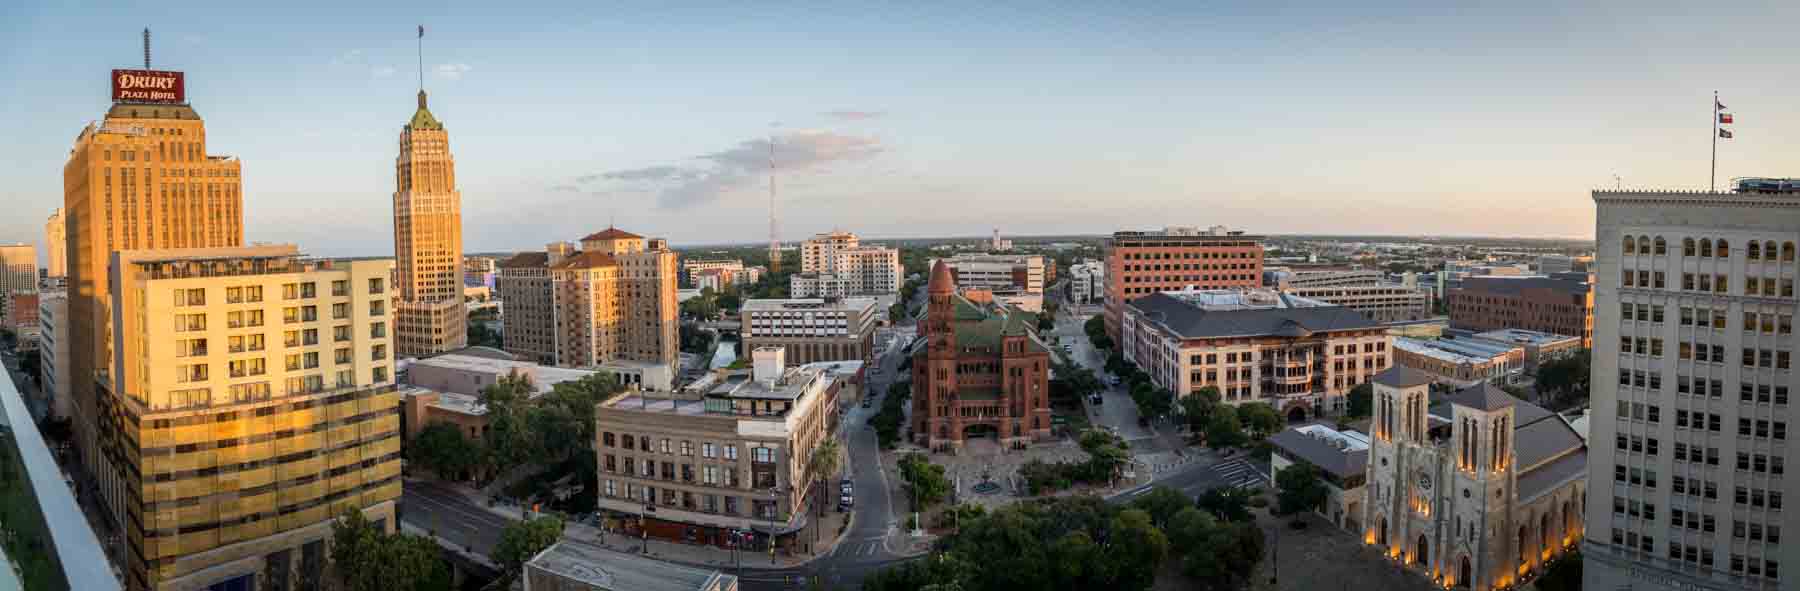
[1447,275,1594,347]
[1103,226,1263,340]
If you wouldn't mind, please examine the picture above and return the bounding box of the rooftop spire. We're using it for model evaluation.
[143,27,151,69]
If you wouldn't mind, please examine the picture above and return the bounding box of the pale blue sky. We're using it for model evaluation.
[3,1,1797,261]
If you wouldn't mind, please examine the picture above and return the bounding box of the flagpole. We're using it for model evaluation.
[1710,90,1717,192]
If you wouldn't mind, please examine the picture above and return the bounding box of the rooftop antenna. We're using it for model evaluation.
[416,25,425,93]
[143,28,151,69]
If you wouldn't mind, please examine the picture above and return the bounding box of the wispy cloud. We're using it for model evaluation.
[582,130,884,209]
[822,110,885,121]
[434,63,472,81]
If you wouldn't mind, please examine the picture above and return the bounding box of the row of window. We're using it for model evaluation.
[600,480,779,519]
[1624,304,1796,336]
[598,432,774,462]
[1623,235,1797,261]
[1617,436,1789,475]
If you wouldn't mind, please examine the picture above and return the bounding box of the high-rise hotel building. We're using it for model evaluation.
[101,246,400,590]
[1586,183,1797,591]
[391,90,468,358]
[62,69,245,559]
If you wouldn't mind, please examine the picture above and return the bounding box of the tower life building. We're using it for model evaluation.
[910,261,1051,451]
[1585,184,1798,591]
[391,90,468,358]
[62,66,244,547]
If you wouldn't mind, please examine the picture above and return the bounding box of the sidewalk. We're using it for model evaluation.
[443,482,857,571]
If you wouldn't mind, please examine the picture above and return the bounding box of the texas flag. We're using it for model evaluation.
[1716,99,1727,111]
[1719,129,1734,139]
[1719,113,1734,124]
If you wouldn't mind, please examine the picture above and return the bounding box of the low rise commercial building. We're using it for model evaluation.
[1447,275,1593,347]
[1268,424,1370,530]
[1066,260,1104,305]
[405,349,610,396]
[1459,328,1582,371]
[1120,288,1389,419]
[1391,336,1524,387]
[741,298,878,365]
[524,540,738,591]
[930,253,1047,294]
[593,348,850,554]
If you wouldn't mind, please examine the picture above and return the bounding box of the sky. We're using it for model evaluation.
[4,1,1799,263]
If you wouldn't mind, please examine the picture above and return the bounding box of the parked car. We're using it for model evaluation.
[840,478,854,495]
[861,398,872,408]
[1090,394,1103,406]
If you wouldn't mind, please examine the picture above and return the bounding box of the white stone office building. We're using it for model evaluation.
[790,231,901,298]
[1068,260,1105,305]
[1585,185,1797,591]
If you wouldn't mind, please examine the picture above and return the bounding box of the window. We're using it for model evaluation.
[173,287,206,306]
[369,300,385,316]
[368,278,385,294]
[335,348,351,364]
[370,322,386,338]
[332,302,349,319]
[725,445,738,461]
[702,442,716,458]
[371,344,387,360]
[175,313,207,332]
[332,280,348,296]
[334,325,351,342]
[752,447,774,463]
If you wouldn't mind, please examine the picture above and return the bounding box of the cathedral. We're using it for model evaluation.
[1362,367,1588,590]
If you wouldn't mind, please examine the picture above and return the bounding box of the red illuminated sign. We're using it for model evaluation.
[111,69,185,104]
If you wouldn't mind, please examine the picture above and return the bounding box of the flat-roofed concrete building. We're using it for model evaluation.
[1448,275,1594,347]
[1391,336,1524,387]
[1584,185,1798,591]
[741,298,877,365]
[1459,328,1582,371]
[523,540,737,591]
[102,245,401,590]
[1103,226,1264,340]
[1267,267,1434,323]
[1067,260,1104,305]
[1120,288,1389,420]
[37,290,70,419]
[790,231,900,298]
[931,253,1047,294]
[593,348,852,554]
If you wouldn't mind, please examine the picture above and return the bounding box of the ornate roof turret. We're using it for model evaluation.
[408,90,443,130]
[929,260,955,295]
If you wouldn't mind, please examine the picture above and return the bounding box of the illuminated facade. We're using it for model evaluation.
[62,79,245,562]
[104,246,400,590]
[547,229,680,389]
[1362,367,1587,590]
[391,90,468,358]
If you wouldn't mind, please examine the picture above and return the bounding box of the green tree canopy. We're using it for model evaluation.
[407,422,481,480]
[1195,486,1254,522]
[1346,383,1374,418]
[1127,486,1191,529]
[898,453,951,508]
[1205,405,1246,449]
[330,510,452,591]
[493,515,565,574]
[1237,402,1282,438]
[1276,461,1329,516]
[1181,387,1219,432]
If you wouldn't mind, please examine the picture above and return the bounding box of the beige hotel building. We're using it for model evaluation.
[104,246,401,590]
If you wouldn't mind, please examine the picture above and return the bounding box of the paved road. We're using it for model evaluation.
[401,480,513,556]
[1049,308,1152,441]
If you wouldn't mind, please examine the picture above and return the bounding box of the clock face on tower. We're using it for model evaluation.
[1415,469,1433,491]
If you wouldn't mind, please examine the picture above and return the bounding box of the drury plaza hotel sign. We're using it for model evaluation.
[111,69,184,103]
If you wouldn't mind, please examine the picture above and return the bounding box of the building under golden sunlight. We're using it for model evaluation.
[62,76,246,557]
[545,228,680,390]
[391,90,468,358]
[103,245,401,590]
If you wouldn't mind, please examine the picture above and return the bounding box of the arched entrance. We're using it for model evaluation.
[962,423,999,440]
[1457,556,1472,588]
[1414,534,1428,566]
[1378,517,1389,547]
[1286,404,1309,423]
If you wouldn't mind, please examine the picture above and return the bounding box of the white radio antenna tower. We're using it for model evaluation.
[768,131,781,273]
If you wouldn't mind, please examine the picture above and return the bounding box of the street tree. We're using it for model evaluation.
[480,372,538,470]
[1204,405,1246,449]
[1127,485,1190,528]
[493,515,565,574]
[898,453,951,508]
[1180,386,1220,432]
[407,422,482,481]
[1181,517,1265,588]
[808,438,846,508]
[330,510,452,591]
[1195,486,1254,522]
[1276,461,1329,516]
[1238,402,1283,438]
[1107,509,1170,591]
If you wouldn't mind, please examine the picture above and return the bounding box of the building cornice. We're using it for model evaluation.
[1593,190,1800,209]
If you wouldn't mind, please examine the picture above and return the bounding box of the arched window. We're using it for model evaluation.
[1541,513,1552,553]
[1785,241,1797,262]
[1638,235,1651,255]
[1750,241,1762,260]
[1623,236,1636,255]
[1519,526,1530,567]
[1717,239,1730,257]
[1684,238,1696,256]
[1654,237,1667,255]
[1700,239,1713,257]
[1766,241,1779,261]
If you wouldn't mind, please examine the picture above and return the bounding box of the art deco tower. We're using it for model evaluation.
[391,89,468,357]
